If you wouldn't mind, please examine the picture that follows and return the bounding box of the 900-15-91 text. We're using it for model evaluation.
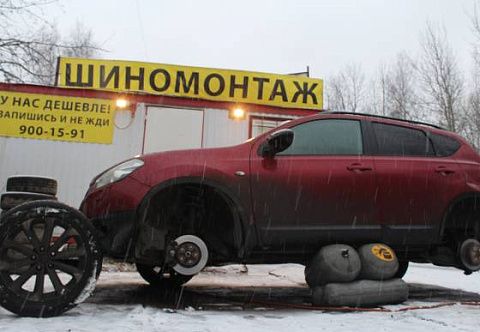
[19,125,85,139]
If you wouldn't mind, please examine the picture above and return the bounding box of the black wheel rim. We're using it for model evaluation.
[0,207,88,303]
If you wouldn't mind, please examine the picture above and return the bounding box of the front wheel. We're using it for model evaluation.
[136,263,192,288]
[0,200,102,317]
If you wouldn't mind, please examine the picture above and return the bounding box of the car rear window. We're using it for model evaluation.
[372,122,434,156]
[279,119,363,156]
[429,133,461,157]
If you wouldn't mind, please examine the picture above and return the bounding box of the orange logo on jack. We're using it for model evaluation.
[371,244,395,262]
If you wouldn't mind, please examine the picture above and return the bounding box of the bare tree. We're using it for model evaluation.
[0,0,51,81]
[367,53,420,120]
[27,22,100,85]
[464,89,480,149]
[471,1,480,69]
[327,63,365,112]
[463,2,480,149]
[367,63,389,116]
[387,52,420,120]
[24,25,61,85]
[0,1,100,84]
[417,23,464,131]
[327,75,346,111]
[63,22,98,58]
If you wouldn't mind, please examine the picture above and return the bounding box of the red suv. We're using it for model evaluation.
[81,112,480,286]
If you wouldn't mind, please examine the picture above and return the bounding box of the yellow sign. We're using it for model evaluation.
[371,244,396,262]
[56,57,324,110]
[0,91,115,144]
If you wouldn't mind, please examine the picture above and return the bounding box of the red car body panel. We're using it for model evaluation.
[249,152,378,245]
[81,176,150,217]
[81,143,254,222]
[80,113,480,261]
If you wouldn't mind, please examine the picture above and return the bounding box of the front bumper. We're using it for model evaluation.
[80,176,151,258]
[89,210,137,259]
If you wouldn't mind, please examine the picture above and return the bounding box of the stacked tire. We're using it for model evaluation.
[306,243,409,307]
[1,176,58,212]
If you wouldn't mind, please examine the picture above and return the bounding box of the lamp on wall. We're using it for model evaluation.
[114,97,135,129]
[115,98,130,109]
[229,107,246,120]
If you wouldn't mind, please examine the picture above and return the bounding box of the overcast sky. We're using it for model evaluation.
[49,0,476,80]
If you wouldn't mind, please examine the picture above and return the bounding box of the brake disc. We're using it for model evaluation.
[169,235,208,276]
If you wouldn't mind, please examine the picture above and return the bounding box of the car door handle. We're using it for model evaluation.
[435,166,456,175]
[347,163,373,172]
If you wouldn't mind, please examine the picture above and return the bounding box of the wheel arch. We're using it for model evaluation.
[440,191,480,239]
[133,176,252,261]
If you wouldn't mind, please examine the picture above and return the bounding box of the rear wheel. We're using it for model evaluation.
[0,200,102,317]
[458,239,480,272]
[136,263,192,288]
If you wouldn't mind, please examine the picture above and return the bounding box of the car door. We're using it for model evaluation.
[370,122,463,245]
[250,117,379,248]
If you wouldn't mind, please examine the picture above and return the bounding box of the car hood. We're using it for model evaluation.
[130,141,254,187]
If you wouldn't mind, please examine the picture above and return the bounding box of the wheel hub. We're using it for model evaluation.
[175,242,201,267]
[459,238,480,272]
[32,248,55,267]
[466,244,480,265]
[170,235,208,276]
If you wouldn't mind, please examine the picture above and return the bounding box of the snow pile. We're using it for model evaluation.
[74,262,98,305]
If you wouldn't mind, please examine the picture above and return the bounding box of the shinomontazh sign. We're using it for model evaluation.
[0,91,115,144]
[56,57,323,110]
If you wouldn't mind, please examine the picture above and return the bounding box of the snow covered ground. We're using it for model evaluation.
[0,263,479,332]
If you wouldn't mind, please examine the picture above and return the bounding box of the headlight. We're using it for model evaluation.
[94,158,144,189]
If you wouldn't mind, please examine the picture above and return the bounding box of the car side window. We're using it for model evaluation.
[429,133,460,157]
[278,119,363,156]
[372,122,434,156]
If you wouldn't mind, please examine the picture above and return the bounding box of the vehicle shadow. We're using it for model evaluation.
[86,281,480,310]
[408,283,480,303]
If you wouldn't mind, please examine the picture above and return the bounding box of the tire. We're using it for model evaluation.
[0,200,102,317]
[458,238,480,272]
[136,263,193,289]
[312,279,409,307]
[305,244,361,288]
[394,260,409,279]
[1,192,56,211]
[358,243,399,280]
[6,176,57,196]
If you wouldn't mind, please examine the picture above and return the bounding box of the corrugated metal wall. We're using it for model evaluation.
[202,108,248,148]
[143,106,204,153]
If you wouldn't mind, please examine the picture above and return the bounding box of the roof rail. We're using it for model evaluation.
[320,111,445,130]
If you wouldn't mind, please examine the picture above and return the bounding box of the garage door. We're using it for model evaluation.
[143,106,204,153]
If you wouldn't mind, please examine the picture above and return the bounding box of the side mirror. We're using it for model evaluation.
[259,129,294,158]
